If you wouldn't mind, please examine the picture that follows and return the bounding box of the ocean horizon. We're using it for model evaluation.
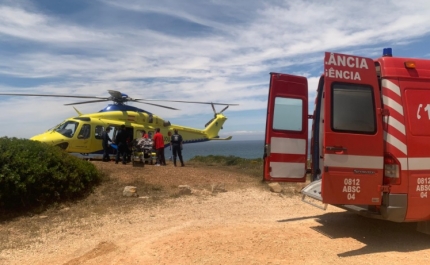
[171,140,264,161]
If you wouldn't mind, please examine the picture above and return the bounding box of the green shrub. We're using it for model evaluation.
[0,137,102,211]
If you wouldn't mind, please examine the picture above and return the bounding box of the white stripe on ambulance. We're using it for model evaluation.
[382,95,404,116]
[382,79,401,97]
[271,137,306,155]
[384,132,408,155]
[409,158,430,170]
[324,154,383,169]
[385,116,406,135]
[270,162,305,178]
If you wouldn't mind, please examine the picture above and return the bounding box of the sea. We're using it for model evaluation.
[173,140,264,161]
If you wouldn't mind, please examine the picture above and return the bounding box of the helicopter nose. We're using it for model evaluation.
[31,132,69,149]
[31,133,52,142]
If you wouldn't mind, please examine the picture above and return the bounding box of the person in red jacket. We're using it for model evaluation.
[153,128,166,166]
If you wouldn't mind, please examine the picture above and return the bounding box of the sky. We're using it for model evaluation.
[1,0,430,141]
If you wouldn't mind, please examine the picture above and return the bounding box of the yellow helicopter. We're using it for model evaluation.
[0,90,237,160]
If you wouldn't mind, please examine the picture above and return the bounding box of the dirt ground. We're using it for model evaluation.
[2,161,430,265]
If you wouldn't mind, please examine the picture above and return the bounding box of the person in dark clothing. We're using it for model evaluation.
[102,127,112,162]
[170,129,184,167]
[115,124,128,164]
[125,130,133,163]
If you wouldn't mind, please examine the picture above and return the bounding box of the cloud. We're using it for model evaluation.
[0,5,108,44]
[1,0,430,139]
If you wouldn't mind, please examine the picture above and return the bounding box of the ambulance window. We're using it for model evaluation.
[273,97,303,131]
[332,83,376,133]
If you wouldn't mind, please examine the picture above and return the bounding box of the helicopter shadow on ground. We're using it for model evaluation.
[278,211,430,257]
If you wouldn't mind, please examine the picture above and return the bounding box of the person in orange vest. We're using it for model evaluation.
[153,128,166,166]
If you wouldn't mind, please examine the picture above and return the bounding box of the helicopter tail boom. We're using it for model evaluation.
[203,113,231,140]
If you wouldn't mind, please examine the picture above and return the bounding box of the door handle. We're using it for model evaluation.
[325,146,347,152]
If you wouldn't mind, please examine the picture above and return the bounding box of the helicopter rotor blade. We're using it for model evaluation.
[134,98,239,106]
[0,92,104,99]
[133,100,179,110]
[64,99,110,105]
[0,91,237,111]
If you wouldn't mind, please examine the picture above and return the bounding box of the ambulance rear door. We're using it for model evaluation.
[264,73,308,182]
[322,52,384,205]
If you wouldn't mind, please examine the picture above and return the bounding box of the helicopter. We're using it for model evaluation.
[0,90,238,160]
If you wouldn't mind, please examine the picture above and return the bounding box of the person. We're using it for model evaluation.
[137,130,150,147]
[101,127,112,162]
[137,130,153,164]
[153,128,166,166]
[125,130,133,163]
[115,124,128,165]
[170,129,185,167]
[142,130,149,139]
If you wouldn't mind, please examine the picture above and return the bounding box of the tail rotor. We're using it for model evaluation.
[211,103,216,115]
[219,105,229,113]
[205,103,230,128]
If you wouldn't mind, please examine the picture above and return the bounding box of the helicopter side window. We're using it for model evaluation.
[77,124,91,139]
[148,114,153,123]
[95,125,104,140]
[56,121,78,138]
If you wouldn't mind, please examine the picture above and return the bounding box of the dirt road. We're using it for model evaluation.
[1,163,430,264]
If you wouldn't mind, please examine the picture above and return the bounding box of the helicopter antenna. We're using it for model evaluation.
[73,107,83,116]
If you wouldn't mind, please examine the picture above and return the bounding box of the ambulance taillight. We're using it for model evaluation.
[383,154,400,185]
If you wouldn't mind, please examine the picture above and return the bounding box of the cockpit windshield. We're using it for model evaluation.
[48,122,63,132]
[55,121,79,138]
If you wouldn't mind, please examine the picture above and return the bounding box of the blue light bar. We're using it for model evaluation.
[383,48,392,57]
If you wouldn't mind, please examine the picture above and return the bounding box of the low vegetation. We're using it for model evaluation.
[188,155,264,178]
[0,137,103,215]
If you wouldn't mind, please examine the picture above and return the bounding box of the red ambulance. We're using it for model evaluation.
[264,48,430,230]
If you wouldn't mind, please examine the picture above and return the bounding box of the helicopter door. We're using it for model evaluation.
[74,124,92,150]
[321,52,384,205]
[263,73,308,182]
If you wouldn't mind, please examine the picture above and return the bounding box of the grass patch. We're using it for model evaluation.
[188,155,264,178]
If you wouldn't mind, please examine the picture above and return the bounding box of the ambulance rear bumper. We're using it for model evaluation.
[380,193,407,222]
[301,180,407,222]
[340,194,407,222]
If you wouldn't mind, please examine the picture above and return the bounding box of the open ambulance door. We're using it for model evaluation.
[321,52,384,205]
[264,73,308,182]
